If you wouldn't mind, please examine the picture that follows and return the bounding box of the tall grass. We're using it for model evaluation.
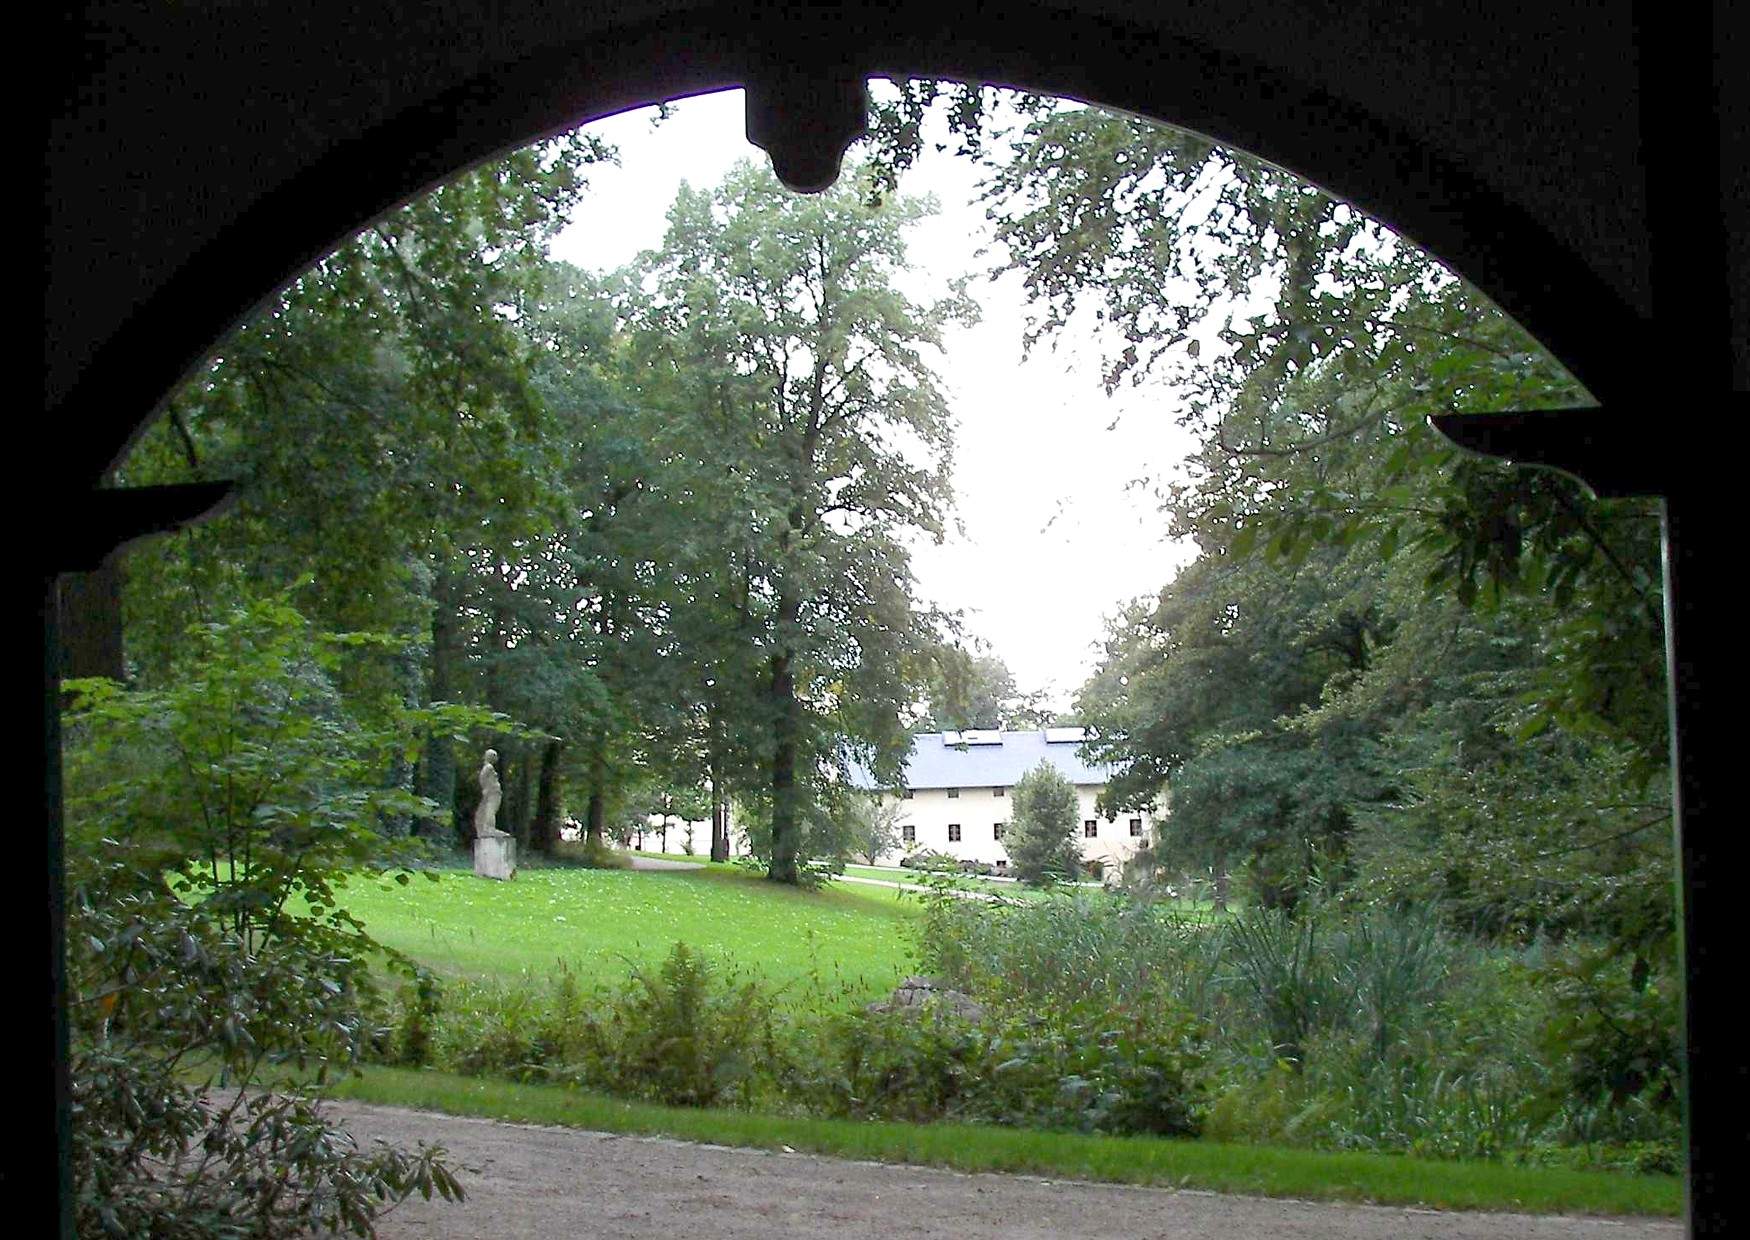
[911,885,1676,1168]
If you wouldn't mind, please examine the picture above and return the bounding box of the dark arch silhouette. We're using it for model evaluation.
[42,3,1742,1235]
[52,5,1685,481]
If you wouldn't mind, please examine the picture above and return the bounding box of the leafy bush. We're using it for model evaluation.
[915,887,1217,1015]
[798,990,1207,1136]
[60,597,494,1234]
[405,945,779,1109]
[70,864,461,1237]
[904,883,1673,1163]
[805,1003,986,1122]
[554,836,633,869]
[1006,762,1082,883]
[583,944,778,1107]
[63,594,500,953]
[899,849,957,870]
[1537,944,1681,1148]
[418,968,593,1082]
[975,995,1207,1135]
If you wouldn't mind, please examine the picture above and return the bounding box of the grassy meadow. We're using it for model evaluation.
[337,861,918,1001]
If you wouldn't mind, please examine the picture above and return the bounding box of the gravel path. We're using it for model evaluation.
[336,1102,1678,1240]
[626,856,705,871]
[834,873,1004,901]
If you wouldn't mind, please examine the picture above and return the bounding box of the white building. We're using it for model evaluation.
[853,728,1162,876]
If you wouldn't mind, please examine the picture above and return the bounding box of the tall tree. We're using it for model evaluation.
[917,649,1049,731]
[630,161,972,882]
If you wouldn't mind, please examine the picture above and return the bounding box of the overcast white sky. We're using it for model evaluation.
[551,89,1200,712]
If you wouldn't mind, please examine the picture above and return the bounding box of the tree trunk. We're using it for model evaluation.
[380,626,424,839]
[584,730,608,846]
[710,769,730,863]
[57,556,125,682]
[419,569,460,842]
[452,757,478,851]
[530,737,563,855]
[505,745,534,848]
[767,601,802,884]
[1213,861,1230,914]
[708,703,732,861]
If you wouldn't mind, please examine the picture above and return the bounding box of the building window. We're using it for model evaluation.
[902,824,915,842]
[1129,818,1143,837]
[946,788,959,799]
[993,786,1005,797]
[948,823,961,842]
[1084,820,1098,838]
[993,822,1005,840]
[903,788,915,799]
[995,858,1008,870]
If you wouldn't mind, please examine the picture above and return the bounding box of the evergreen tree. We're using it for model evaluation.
[1006,761,1082,884]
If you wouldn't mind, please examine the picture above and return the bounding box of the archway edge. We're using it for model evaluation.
[52,1,1647,488]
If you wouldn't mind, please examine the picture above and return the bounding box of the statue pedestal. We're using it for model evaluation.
[473,835,517,880]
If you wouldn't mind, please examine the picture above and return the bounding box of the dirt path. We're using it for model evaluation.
[336,1102,1677,1240]
[834,873,1004,901]
[626,856,705,871]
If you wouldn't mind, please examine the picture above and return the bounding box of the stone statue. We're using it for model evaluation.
[474,748,508,839]
[471,747,516,879]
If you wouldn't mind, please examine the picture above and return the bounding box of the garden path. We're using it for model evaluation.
[626,856,706,871]
[337,1102,1678,1240]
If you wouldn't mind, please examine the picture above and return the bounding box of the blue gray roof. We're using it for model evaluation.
[850,728,1112,791]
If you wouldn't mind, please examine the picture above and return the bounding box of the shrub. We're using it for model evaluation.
[409,945,781,1109]
[975,995,1207,1136]
[585,944,778,1107]
[807,1004,985,1122]
[800,991,1207,1136]
[70,864,461,1237]
[424,968,593,1081]
[1006,762,1083,884]
[60,597,486,1235]
[555,836,633,869]
[900,849,956,870]
[386,970,443,1068]
[1537,944,1681,1147]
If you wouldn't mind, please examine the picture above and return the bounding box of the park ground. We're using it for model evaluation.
[337,1100,1680,1240]
[330,859,1682,1222]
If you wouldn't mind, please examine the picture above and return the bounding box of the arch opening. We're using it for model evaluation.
[61,77,1687,1231]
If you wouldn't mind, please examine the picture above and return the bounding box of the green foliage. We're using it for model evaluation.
[63,593,504,951]
[629,159,972,881]
[590,944,779,1107]
[1537,945,1682,1148]
[384,944,779,1109]
[556,835,635,869]
[907,886,1672,1165]
[915,648,1051,730]
[870,91,1671,990]
[68,855,463,1235]
[60,595,512,1233]
[846,794,907,865]
[1005,761,1082,884]
[972,996,1207,1136]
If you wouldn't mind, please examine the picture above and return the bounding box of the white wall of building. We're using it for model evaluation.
[875,784,1158,875]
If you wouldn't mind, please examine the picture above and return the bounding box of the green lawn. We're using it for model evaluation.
[836,864,1227,919]
[335,864,918,1000]
[333,1066,1682,1217]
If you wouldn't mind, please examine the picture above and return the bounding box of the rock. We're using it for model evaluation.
[865,975,984,1022]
